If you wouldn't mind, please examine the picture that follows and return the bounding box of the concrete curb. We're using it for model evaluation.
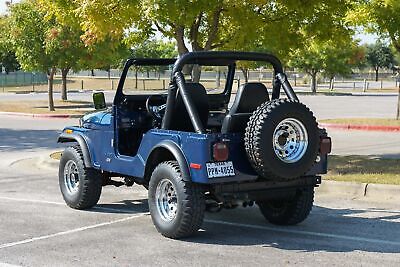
[317,180,400,202]
[319,122,400,132]
[0,111,82,119]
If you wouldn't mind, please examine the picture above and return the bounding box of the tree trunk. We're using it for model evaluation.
[310,72,317,94]
[175,26,191,75]
[396,86,400,120]
[241,68,249,83]
[175,26,189,56]
[216,70,221,88]
[192,65,201,83]
[91,69,95,76]
[375,67,379,82]
[61,68,69,101]
[329,76,334,91]
[47,67,56,111]
[135,69,138,89]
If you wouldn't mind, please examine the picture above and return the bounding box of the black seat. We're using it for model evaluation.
[169,83,209,132]
[221,82,269,133]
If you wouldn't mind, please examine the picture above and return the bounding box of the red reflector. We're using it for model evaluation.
[213,142,229,161]
[320,137,332,154]
[190,163,202,169]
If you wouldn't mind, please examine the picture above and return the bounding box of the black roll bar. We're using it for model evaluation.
[162,51,298,133]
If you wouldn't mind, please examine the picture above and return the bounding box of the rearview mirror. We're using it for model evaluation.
[93,92,106,110]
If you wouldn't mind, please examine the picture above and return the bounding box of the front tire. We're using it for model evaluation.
[148,161,205,239]
[257,187,314,225]
[59,145,102,209]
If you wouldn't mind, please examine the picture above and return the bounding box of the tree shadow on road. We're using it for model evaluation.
[0,128,63,151]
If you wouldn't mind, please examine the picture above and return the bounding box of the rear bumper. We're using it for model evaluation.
[211,176,321,201]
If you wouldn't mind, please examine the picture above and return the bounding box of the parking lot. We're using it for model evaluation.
[1,93,400,266]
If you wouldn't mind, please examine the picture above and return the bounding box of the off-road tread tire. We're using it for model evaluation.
[257,187,314,225]
[244,99,319,180]
[148,161,205,239]
[59,145,102,210]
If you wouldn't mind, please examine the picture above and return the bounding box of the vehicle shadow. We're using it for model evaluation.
[90,199,149,214]
[184,205,400,254]
[86,198,400,253]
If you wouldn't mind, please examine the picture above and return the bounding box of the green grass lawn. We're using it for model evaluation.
[326,155,400,185]
[320,118,400,126]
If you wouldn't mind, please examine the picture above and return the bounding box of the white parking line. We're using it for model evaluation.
[0,263,22,267]
[0,196,64,206]
[0,196,145,214]
[0,213,147,250]
[205,219,400,246]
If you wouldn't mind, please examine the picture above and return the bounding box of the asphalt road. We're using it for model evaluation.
[1,91,399,119]
[0,164,400,266]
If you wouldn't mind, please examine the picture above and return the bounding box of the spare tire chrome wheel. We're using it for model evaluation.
[273,118,308,163]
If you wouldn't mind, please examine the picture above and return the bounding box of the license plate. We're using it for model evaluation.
[206,161,235,178]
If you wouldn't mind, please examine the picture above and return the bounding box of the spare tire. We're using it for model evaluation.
[244,99,319,180]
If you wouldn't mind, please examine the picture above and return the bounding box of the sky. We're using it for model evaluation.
[0,0,379,45]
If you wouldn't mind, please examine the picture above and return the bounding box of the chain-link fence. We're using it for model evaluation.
[0,69,398,94]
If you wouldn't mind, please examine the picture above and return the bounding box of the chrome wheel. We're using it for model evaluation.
[64,160,80,194]
[155,179,178,222]
[273,118,308,163]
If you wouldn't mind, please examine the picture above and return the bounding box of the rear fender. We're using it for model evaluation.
[144,140,190,182]
[58,133,93,168]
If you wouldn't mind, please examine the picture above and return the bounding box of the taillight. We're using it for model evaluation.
[320,137,332,154]
[213,142,229,161]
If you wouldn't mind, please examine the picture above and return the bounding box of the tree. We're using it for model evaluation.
[365,41,394,81]
[38,0,131,98]
[9,0,58,111]
[289,38,359,93]
[348,0,400,118]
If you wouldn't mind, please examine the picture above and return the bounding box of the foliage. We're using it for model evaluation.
[74,0,355,57]
[130,39,177,80]
[0,16,20,73]
[9,1,56,73]
[347,0,400,52]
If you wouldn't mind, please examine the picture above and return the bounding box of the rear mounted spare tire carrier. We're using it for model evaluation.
[244,99,319,180]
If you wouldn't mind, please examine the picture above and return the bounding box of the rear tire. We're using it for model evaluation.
[148,161,205,239]
[257,187,314,225]
[59,145,102,209]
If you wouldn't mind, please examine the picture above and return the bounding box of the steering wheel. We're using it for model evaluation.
[146,95,167,120]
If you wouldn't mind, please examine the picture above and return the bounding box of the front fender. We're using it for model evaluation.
[58,132,93,168]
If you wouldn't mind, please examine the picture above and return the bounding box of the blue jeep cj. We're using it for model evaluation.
[58,51,331,239]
